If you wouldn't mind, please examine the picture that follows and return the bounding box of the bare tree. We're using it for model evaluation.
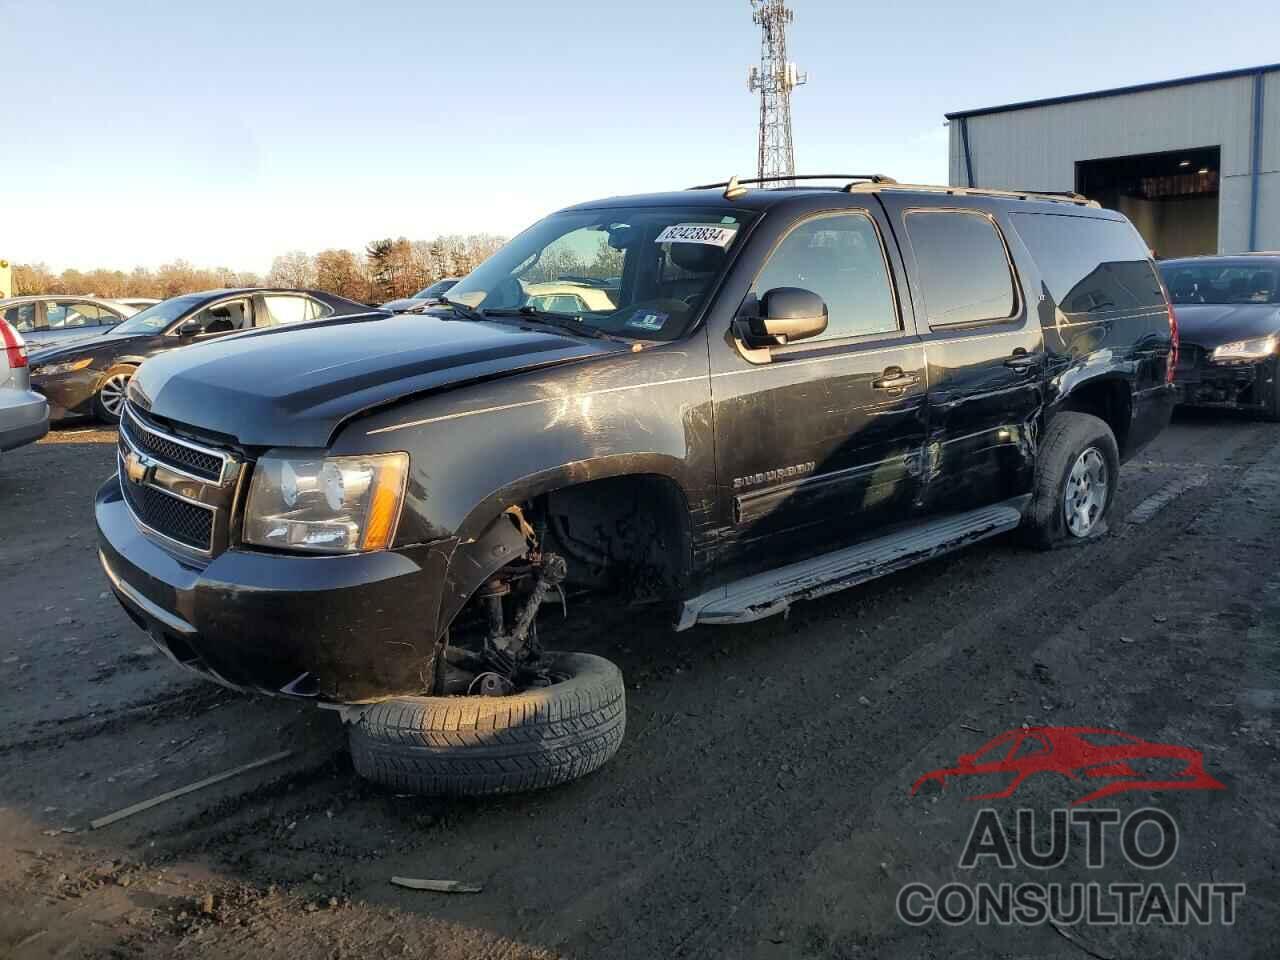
[266,251,317,289]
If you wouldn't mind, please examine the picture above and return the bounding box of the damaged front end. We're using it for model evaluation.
[97,452,571,705]
[427,507,572,698]
[1175,344,1277,412]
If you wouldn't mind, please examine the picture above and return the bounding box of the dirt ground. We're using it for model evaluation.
[1,412,1277,959]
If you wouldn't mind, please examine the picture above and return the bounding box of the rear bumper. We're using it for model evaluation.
[0,389,50,451]
[95,473,448,703]
[1124,383,1176,461]
[1173,355,1276,412]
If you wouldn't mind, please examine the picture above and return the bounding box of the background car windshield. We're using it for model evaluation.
[1160,262,1279,305]
[112,295,205,334]
[446,206,759,340]
[412,279,457,300]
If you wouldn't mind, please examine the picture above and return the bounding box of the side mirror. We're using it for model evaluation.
[737,287,828,350]
[176,319,203,338]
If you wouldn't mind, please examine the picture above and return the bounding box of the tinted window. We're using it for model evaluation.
[190,298,252,334]
[1011,213,1164,317]
[2,303,36,333]
[751,212,898,341]
[46,303,89,329]
[906,211,1017,326]
[53,301,114,327]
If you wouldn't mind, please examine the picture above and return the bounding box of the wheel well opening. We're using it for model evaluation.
[533,474,693,604]
[1059,380,1131,456]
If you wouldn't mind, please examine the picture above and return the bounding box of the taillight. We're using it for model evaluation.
[1156,278,1178,384]
[0,319,28,368]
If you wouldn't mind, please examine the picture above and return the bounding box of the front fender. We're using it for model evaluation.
[335,341,717,549]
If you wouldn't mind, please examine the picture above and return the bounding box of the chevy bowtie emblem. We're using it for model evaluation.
[123,451,154,485]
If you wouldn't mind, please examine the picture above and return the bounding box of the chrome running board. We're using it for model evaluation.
[677,500,1026,629]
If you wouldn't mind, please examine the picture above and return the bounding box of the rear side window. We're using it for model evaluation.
[1010,213,1164,318]
[905,211,1017,327]
[264,296,333,325]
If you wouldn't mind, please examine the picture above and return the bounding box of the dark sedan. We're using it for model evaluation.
[1160,255,1280,420]
[29,288,380,424]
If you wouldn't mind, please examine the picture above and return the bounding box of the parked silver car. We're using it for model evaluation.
[0,295,139,351]
[0,318,49,454]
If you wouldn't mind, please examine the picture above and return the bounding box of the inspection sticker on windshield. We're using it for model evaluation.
[655,223,738,248]
[626,311,668,332]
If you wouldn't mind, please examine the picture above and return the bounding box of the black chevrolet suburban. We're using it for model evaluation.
[95,176,1177,795]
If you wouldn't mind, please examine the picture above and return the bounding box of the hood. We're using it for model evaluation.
[1175,303,1280,348]
[29,329,115,352]
[131,312,627,447]
[30,329,149,364]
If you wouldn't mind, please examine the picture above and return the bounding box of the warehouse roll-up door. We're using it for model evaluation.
[1076,147,1220,259]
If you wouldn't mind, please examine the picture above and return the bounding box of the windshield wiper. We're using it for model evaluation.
[417,297,489,322]
[482,306,617,341]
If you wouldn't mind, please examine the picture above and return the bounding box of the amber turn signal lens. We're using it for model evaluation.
[360,453,409,551]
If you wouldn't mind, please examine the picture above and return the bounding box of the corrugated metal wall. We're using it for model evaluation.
[948,72,1277,253]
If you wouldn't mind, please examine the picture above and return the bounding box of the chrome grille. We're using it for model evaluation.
[120,471,215,551]
[117,402,240,557]
[121,406,227,482]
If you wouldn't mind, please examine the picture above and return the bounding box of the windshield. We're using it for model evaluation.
[445,205,758,340]
[1160,262,1279,306]
[112,295,205,334]
[411,279,458,300]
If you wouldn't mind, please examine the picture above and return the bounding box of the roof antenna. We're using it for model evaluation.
[724,175,749,200]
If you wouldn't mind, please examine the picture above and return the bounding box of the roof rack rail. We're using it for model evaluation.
[846,182,1099,207]
[690,173,898,199]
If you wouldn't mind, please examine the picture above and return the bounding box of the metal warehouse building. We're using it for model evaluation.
[947,64,1278,258]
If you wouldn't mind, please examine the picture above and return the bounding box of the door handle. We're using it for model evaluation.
[1004,349,1038,371]
[872,367,920,390]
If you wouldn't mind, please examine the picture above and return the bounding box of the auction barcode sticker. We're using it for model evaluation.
[655,223,738,248]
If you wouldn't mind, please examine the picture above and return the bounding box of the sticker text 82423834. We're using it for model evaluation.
[654,223,739,248]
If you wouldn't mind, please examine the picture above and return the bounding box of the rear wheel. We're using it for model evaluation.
[347,651,625,796]
[94,366,135,424]
[1024,412,1120,549]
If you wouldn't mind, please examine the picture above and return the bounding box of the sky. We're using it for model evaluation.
[4,0,1278,274]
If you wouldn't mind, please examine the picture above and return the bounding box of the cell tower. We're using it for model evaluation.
[748,0,807,186]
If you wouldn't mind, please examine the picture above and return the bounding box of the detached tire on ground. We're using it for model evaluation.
[1023,412,1120,549]
[347,652,626,796]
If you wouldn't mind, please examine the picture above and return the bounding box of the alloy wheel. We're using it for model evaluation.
[1063,446,1108,537]
[98,374,131,418]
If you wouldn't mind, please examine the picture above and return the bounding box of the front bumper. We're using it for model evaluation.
[1174,353,1277,412]
[0,389,50,451]
[31,369,98,421]
[95,473,450,702]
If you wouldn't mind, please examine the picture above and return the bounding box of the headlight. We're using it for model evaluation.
[243,452,409,554]
[34,357,93,376]
[1211,336,1278,360]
